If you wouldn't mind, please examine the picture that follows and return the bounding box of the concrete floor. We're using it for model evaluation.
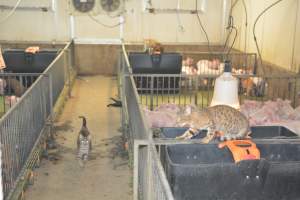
[25,76,132,200]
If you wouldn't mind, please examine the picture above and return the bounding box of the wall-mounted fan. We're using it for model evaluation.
[99,0,124,14]
[72,0,95,13]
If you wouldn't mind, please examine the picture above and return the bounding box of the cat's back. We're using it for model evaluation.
[207,105,249,132]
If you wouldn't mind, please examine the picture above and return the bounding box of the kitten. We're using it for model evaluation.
[77,116,92,164]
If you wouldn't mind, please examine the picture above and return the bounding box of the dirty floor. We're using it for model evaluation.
[25,76,132,200]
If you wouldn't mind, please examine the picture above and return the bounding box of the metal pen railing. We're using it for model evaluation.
[0,73,51,198]
[0,73,41,116]
[119,44,300,200]
[120,43,175,200]
[132,74,300,110]
[180,51,257,75]
[0,41,75,199]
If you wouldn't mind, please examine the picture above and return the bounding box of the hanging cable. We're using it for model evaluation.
[223,16,234,50]
[223,24,232,50]
[106,9,126,18]
[230,0,240,12]
[195,0,212,56]
[228,0,240,26]
[0,0,22,24]
[226,26,238,56]
[88,13,125,28]
[106,12,122,18]
[253,0,284,74]
[240,0,249,71]
[223,16,238,58]
[242,0,248,53]
[223,0,239,57]
[223,0,248,59]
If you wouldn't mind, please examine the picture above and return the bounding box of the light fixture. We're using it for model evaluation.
[210,60,240,109]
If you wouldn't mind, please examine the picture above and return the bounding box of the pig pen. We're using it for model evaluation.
[0,42,74,200]
[180,51,257,75]
[0,48,58,116]
[119,44,300,200]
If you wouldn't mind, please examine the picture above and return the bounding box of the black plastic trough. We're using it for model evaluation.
[161,126,298,139]
[159,126,300,200]
[3,49,58,73]
[165,143,300,200]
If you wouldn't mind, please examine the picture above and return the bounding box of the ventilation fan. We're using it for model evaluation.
[99,0,124,14]
[72,0,95,13]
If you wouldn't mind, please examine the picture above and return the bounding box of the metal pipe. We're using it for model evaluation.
[70,15,75,40]
[145,8,205,14]
[0,5,52,12]
[291,0,299,72]
[221,0,231,44]
[150,144,175,200]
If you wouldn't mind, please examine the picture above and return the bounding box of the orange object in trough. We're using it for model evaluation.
[218,140,260,163]
[25,46,40,54]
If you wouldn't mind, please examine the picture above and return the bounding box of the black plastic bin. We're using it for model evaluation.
[161,126,299,139]
[250,126,298,138]
[159,127,300,199]
[159,126,299,170]
[3,49,58,73]
[129,52,182,74]
[129,52,182,94]
[166,143,300,200]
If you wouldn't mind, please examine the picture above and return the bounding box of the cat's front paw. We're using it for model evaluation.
[201,136,211,144]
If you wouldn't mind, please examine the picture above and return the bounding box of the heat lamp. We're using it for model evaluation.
[210,60,240,109]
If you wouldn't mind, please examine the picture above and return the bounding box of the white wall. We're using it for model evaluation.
[0,0,227,44]
[83,0,226,43]
[231,0,300,72]
[0,0,70,41]
[293,1,300,72]
[1,0,299,71]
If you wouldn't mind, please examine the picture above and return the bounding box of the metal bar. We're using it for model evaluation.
[150,144,175,200]
[133,140,147,200]
[293,78,297,107]
[125,73,300,79]
[145,7,204,14]
[152,138,300,145]
[147,144,152,200]
[126,50,257,55]
[0,73,44,76]
[0,5,52,12]
[43,41,72,75]
[150,76,154,110]
[64,49,72,98]
[48,74,53,125]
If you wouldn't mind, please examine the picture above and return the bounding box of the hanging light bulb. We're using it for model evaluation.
[210,60,240,109]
